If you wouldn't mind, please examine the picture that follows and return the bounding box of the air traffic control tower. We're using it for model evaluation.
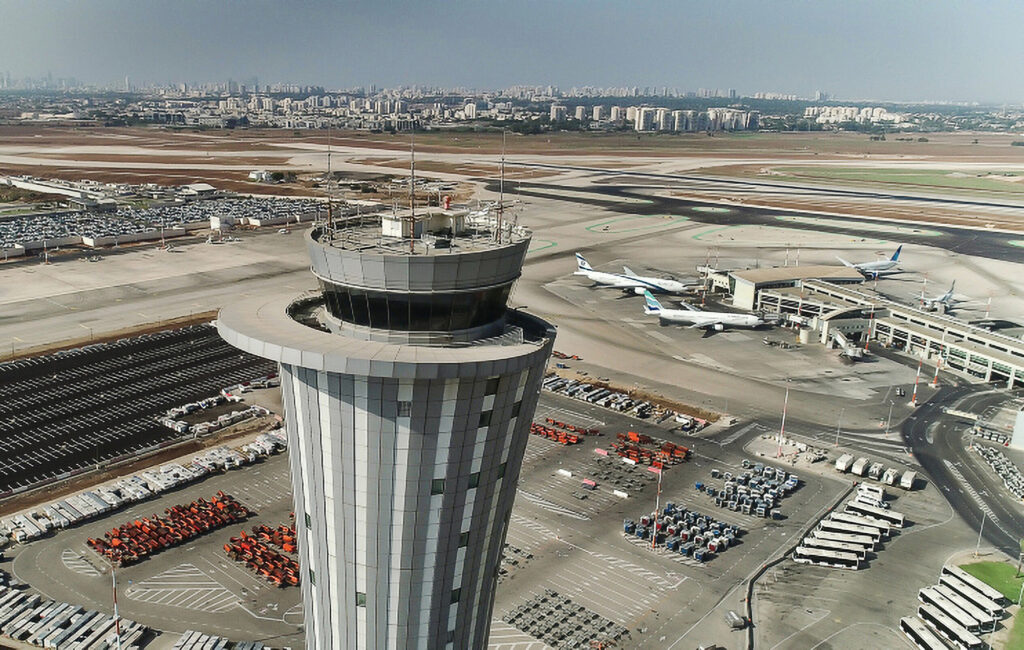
[217,208,555,649]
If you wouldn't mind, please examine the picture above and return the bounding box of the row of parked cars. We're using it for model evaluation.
[0,428,287,545]
[542,374,660,420]
[119,197,320,229]
[0,196,320,249]
[975,444,1024,500]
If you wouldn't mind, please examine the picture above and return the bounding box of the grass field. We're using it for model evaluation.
[962,561,1022,602]
[768,166,1024,195]
[961,561,1024,649]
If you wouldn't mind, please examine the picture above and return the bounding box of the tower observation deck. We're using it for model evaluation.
[217,206,556,649]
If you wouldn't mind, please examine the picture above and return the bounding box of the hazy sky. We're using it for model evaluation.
[2,0,1022,103]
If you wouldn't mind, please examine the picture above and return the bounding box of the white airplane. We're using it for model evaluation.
[574,253,690,294]
[836,245,902,277]
[642,290,764,331]
[916,280,957,311]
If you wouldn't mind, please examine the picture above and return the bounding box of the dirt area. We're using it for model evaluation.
[669,190,1024,231]
[3,310,219,362]
[6,125,1024,160]
[348,157,555,180]
[0,414,279,518]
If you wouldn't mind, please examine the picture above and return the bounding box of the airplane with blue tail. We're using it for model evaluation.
[642,290,764,332]
[574,253,691,294]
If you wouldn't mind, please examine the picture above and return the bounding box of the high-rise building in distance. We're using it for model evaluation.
[217,207,555,649]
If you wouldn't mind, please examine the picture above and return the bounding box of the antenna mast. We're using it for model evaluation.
[497,129,506,243]
[409,130,416,254]
[326,122,334,240]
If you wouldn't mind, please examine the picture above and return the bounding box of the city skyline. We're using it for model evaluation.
[2,0,1024,104]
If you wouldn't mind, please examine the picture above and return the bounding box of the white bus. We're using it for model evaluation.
[899,616,950,650]
[793,546,860,570]
[918,603,983,650]
[857,484,886,501]
[934,585,996,628]
[939,574,1003,618]
[941,565,1009,606]
[829,511,890,537]
[810,529,876,550]
[800,537,867,560]
[918,586,982,632]
[818,519,882,543]
[845,500,905,528]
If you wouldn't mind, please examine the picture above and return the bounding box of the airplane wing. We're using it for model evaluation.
[677,299,701,312]
[622,266,639,278]
[688,320,723,329]
[835,256,857,269]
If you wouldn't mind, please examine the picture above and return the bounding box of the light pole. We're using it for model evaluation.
[975,511,986,558]
[777,380,790,458]
[884,401,894,438]
[835,407,845,447]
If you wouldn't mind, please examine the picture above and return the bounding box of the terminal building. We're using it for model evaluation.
[705,265,1024,389]
[218,208,556,649]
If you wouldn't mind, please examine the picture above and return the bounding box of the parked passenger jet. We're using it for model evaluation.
[642,290,764,331]
[836,245,902,277]
[574,253,689,294]
[921,280,958,311]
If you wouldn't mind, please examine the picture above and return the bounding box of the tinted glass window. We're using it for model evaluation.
[320,281,512,332]
[366,292,389,329]
[349,287,369,324]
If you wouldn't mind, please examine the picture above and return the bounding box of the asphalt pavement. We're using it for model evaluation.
[904,385,1024,554]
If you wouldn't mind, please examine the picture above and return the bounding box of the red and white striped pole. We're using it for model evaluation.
[652,467,661,550]
[932,355,942,387]
[911,358,923,406]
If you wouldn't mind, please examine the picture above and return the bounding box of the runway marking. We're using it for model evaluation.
[61,548,101,577]
[125,562,240,614]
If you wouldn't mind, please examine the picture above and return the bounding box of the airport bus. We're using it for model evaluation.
[918,603,984,650]
[900,616,953,650]
[792,546,860,570]
[828,511,890,537]
[799,537,867,560]
[934,584,996,629]
[941,565,1009,606]
[845,500,905,528]
[817,519,882,543]
[939,575,1003,618]
[809,529,876,550]
[918,586,982,632]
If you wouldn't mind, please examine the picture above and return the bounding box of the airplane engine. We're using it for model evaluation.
[633,287,646,295]
[713,323,725,331]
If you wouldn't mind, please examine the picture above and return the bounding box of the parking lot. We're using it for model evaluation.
[8,452,304,646]
[0,197,320,250]
[492,392,844,649]
[1,388,840,648]
[0,324,276,494]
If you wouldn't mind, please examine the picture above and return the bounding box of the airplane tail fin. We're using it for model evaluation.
[890,245,903,262]
[622,266,638,278]
[643,290,663,313]
[575,253,593,272]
